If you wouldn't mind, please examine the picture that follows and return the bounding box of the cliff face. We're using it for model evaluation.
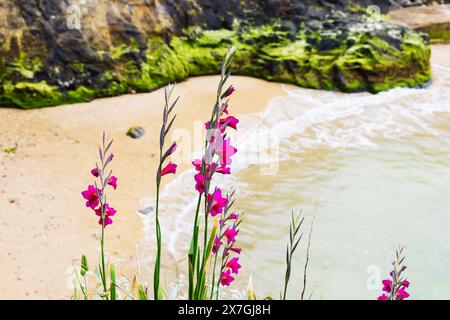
[0,0,434,108]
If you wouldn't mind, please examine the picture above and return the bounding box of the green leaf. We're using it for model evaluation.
[157,287,164,300]
[188,225,200,300]
[247,277,257,300]
[188,259,194,300]
[138,285,148,300]
[195,224,218,299]
[204,224,218,262]
[188,234,195,259]
[73,284,78,300]
[110,264,116,300]
[188,225,200,260]
[131,275,138,300]
[98,263,104,280]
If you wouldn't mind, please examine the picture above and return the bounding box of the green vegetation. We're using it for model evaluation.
[0,22,431,109]
[418,24,450,44]
[1,81,64,109]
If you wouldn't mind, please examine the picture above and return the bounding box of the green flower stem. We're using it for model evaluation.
[210,250,219,300]
[154,151,162,300]
[188,194,202,299]
[100,220,107,294]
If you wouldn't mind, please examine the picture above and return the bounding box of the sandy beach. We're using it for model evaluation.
[0,76,286,299]
[0,44,449,299]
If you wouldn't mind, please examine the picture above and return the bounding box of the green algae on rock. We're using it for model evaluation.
[1,81,64,109]
[0,0,432,109]
[1,23,431,109]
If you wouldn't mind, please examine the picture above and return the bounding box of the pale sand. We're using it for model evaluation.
[387,4,450,30]
[0,76,286,299]
[431,44,450,68]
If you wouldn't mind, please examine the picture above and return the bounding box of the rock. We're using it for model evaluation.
[317,37,343,51]
[387,4,450,44]
[0,0,434,108]
[126,126,146,139]
[138,206,153,215]
[138,197,155,216]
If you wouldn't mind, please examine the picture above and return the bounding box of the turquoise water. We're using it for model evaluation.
[234,64,450,299]
[238,138,450,299]
[146,63,450,299]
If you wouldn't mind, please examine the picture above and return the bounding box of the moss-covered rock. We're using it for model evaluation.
[417,24,450,44]
[0,0,433,108]
[1,81,64,109]
[93,23,430,99]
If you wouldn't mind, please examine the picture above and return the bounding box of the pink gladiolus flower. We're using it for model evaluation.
[205,116,239,133]
[215,138,237,167]
[220,269,235,286]
[226,257,241,274]
[193,159,231,176]
[94,203,117,217]
[94,204,117,226]
[192,159,203,171]
[99,215,113,226]
[230,247,241,254]
[81,185,101,209]
[224,86,235,97]
[224,228,238,243]
[208,127,223,145]
[168,143,177,155]
[216,165,231,174]
[221,103,229,114]
[396,287,410,300]
[401,280,410,288]
[208,188,228,217]
[91,168,100,177]
[382,279,392,293]
[212,236,223,254]
[220,116,239,131]
[194,173,205,194]
[108,176,118,190]
[378,275,410,300]
[225,246,242,256]
[378,250,410,300]
[161,162,177,176]
[229,213,239,220]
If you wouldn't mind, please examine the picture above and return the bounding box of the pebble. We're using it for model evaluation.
[126,126,146,139]
[138,206,153,215]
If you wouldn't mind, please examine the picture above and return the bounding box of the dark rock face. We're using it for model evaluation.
[0,0,433,108]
